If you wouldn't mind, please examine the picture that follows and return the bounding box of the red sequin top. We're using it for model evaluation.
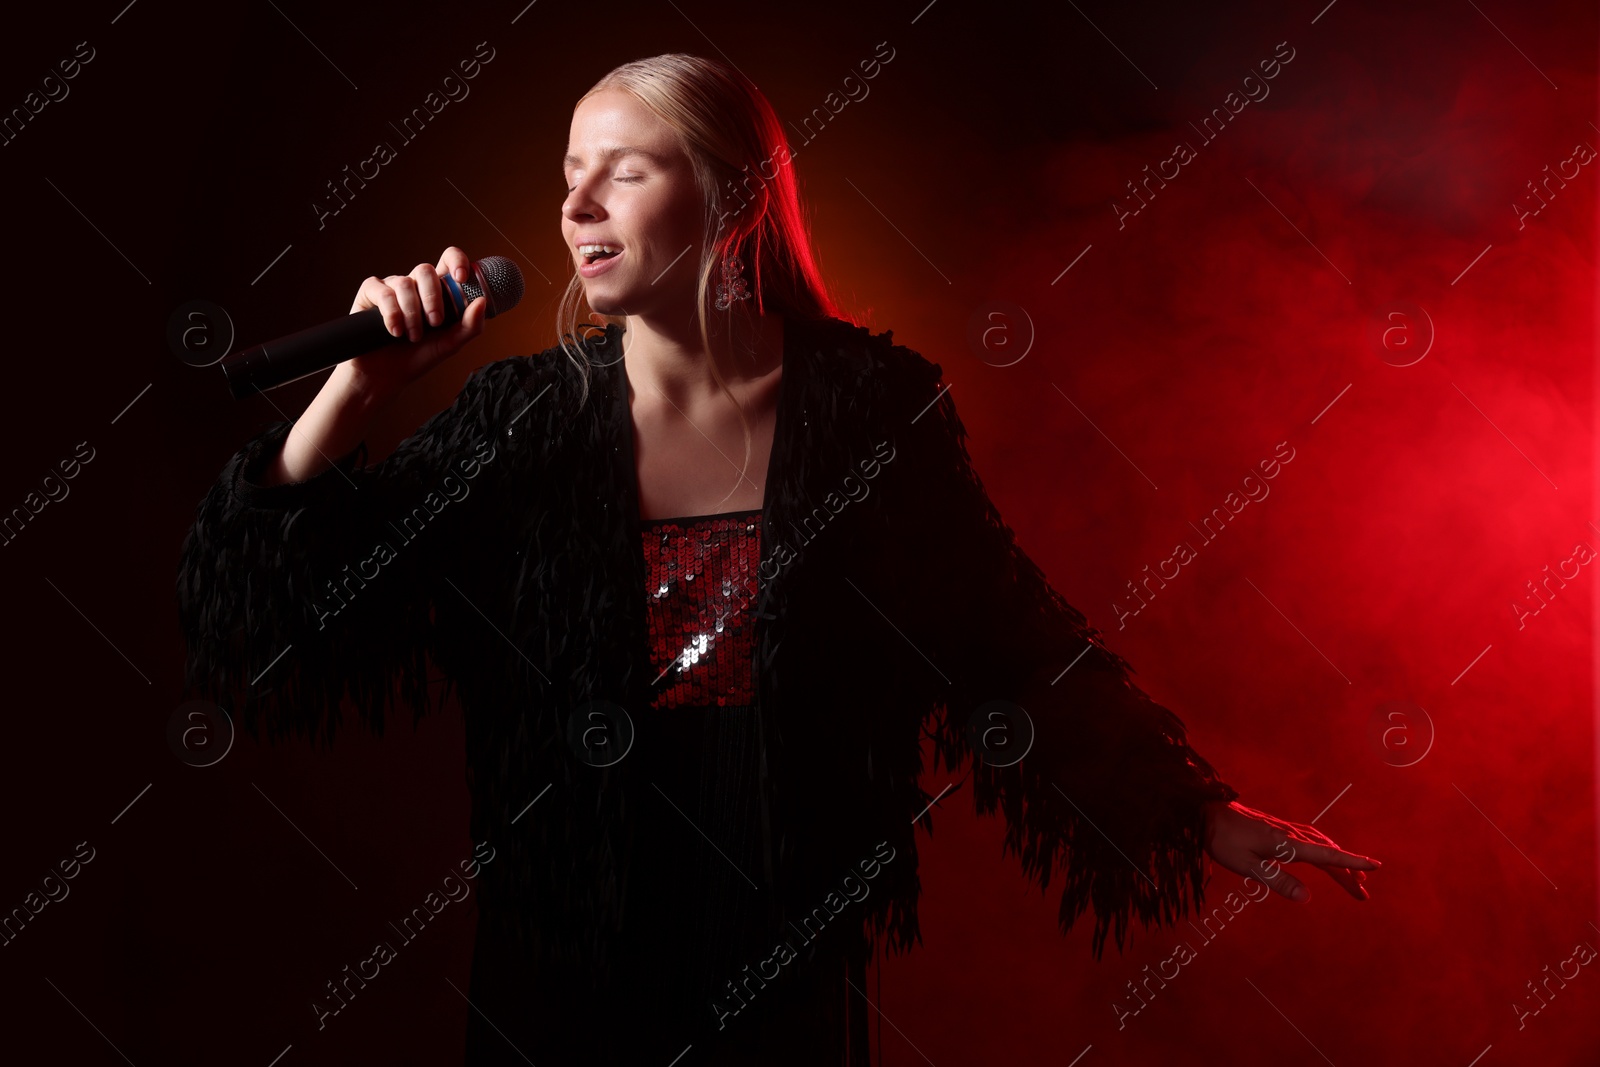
[641,507,763,710]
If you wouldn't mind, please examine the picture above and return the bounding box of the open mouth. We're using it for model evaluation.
[579,243,625,265]
[577,245,625,279]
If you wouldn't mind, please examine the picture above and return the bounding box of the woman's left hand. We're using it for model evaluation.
[1202,799,1381,903]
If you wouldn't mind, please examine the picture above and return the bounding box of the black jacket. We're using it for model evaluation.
[176,312,1239,991]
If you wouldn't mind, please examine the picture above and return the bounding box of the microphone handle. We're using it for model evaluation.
[223,274,473,399]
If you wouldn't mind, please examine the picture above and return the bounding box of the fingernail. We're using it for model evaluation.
[455,267,469,282]
[1291,886,1308,902]
[429,310,441,326]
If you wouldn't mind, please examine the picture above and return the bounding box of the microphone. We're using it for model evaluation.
[221,256,526,399]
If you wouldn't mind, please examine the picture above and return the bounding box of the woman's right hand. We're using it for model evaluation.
[344,245,489,402]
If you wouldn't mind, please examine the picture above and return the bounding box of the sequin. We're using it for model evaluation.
[641,508,762,710]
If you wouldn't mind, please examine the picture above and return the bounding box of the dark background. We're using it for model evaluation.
[0,0,1595,1063]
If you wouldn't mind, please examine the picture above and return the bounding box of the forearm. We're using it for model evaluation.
[261,364,395,485]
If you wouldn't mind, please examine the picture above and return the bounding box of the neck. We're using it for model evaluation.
[622,305,783,408]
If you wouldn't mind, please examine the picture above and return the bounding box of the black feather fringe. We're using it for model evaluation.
[174,357,542,746]
[866,330,1241,962]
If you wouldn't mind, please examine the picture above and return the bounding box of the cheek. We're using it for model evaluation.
[650,184,708,242]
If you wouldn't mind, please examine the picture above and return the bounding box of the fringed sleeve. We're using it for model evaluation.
[881,340,1241,960]
[175,360,526,747]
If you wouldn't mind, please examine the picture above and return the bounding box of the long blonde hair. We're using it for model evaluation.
[556,54,840,506]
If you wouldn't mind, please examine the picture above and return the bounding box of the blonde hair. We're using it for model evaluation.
[555,54,840,507]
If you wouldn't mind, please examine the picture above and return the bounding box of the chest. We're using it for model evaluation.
[443,336,918,722]
[628,386,780,522]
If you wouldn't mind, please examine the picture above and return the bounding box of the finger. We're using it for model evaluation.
[1288,840,1381,870]
[410,263,444,328]
[357,277,406,338]
[437,246,473,285]
[1323,864,1370,901]
[386,275,423,342]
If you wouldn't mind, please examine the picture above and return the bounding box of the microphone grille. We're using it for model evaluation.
[464,256,526,318]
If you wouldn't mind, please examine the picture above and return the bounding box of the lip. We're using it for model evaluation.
[578,247,624,278]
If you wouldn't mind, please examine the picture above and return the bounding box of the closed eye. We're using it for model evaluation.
[565,176,641,192]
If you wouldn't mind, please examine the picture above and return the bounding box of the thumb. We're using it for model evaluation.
[458,294,488,337]
[438,296,488,351]
[1263,866,1310,902]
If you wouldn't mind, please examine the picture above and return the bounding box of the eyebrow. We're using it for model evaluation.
[563,145,668,169]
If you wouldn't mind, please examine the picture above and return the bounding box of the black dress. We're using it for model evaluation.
[463,507,871,1065]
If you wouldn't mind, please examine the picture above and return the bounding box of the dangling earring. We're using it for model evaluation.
[715,252,750,310]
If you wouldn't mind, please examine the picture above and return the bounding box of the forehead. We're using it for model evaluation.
[564,89,679,164]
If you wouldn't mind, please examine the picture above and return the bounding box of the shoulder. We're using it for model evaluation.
[459,323,620,430]
[800,318,980,466]
[798,315,946,401]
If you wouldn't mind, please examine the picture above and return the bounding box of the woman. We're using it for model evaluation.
[177,54,1380,1065]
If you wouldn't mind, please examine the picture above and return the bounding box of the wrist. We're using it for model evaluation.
[1201,799,1232,852]
[332,361,400,412]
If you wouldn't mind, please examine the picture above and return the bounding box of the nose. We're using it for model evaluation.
[562,177,605,224]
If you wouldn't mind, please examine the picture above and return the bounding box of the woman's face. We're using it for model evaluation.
[562,88,707,318]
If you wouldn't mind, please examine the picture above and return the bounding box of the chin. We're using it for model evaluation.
[584,291,632,316]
